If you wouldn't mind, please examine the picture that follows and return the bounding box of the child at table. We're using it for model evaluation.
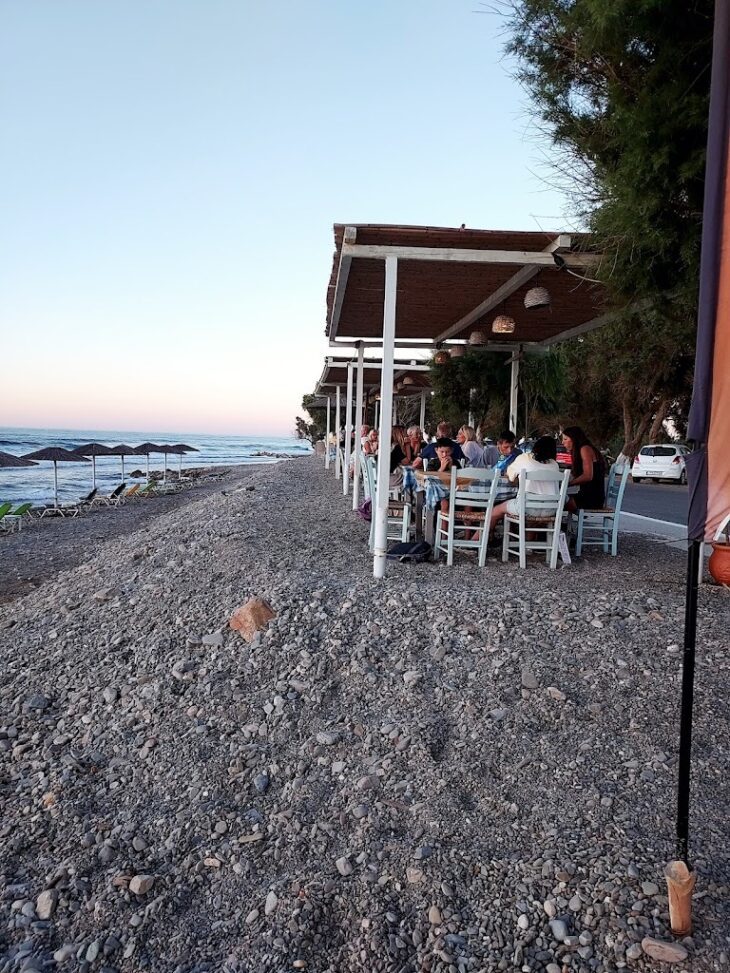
[426,438,456,515]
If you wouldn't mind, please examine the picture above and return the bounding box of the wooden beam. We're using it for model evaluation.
[341,242,599,268]
[329,226,357,340]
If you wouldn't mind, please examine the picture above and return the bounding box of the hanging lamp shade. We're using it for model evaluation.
[402,375,415,386]
[449,345,466,358]
[492,314,516,335]
[434,350,450,365]
[468,330,488,346]
[524,286,551,309]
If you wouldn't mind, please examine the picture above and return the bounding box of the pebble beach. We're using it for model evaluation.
[1,455,729,973]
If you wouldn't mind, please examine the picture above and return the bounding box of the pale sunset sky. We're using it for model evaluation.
[0,0,570,437]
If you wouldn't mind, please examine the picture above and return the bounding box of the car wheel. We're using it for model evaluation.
[632,477,642,484]
[680,469,687,485]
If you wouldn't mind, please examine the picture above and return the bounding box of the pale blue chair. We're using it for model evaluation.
[575,463,630,556]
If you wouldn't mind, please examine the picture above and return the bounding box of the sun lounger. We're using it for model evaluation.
[120,484,141,501]
[0,502,16,532]
[91,483,126,507]
[1,503,33,532]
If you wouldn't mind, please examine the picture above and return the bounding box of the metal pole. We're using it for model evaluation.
[374,398,380,429]
[53,461,59,508]
[343,362,353,496]
[419,390,427,433]
[676,539,701,863]
[325,396,332,469]
[121,455,125,481]
[92,455,97,489]
[373,256,397,579]
[146,453,150,482]
[335,386,342,478]
[163,454,168,483]
[352,345,365,510]
[509,350,520,435]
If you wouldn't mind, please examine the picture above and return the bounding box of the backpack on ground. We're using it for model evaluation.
[386,540,432,562]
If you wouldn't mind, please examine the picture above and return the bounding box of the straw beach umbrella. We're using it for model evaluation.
[73,443,114,489]
[0,450,38,468]
[107,444,137,482]
[170,443,199,478]
[21,447,89,508]
[133,443,162,482]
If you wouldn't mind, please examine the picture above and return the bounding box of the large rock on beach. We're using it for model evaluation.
[640,937,689,963]
[229,597,276,641]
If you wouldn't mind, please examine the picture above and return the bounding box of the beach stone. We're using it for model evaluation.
[543,899,557,918]
[641,938,688,963]
[428,906,442,925]
[547,686,567,702]
[229,598,275,642]
[641,881,660,896]
[264,890,278,915]
[25,693,50,710]
[335,856,353,876]
[316,731,340,746]
[549,919,569,942]
[36,890,58,919]
[406,867,423,884]
[626,943,643,961]
[201,631,224,647]
[521,668,539,690]
[129,874,154,895]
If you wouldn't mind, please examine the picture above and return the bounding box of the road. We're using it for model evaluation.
[621,480,687,525]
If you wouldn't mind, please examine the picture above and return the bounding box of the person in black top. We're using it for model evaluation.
[562,425,606,510]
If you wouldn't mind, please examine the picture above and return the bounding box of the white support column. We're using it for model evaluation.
[373,256,398,579]
[335,386,342,478]
[393,397,398,426]
[374,398,380,429]
[509,350,520,436]
[352,345,365,510]
[468,388,476,429]
[343,362,354,496]
[325,395,331,468]
[419,390,427,434]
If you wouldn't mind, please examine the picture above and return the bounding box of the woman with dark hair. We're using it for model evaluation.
[562,425,605,511]
[389,425,410,487]
[487,435,560,535]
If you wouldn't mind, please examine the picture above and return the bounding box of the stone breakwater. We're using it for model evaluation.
[0,456,728,972]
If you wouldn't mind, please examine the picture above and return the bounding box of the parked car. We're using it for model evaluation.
[631,444,688,484]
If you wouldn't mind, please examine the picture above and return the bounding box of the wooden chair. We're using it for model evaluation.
[576,463,630,556]
[502,469,570,569]
[364,456,411,552]
[434,467,499,567]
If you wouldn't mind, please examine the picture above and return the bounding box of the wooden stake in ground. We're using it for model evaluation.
[664,860,696,936]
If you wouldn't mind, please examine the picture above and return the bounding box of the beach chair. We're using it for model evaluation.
[434,468,500,567]
[120,484,141,501]
[91,483,127,507]
[137,482,157,498]
[575,463,630,556]
[2,502,33,532]
[364,456,411,552]
[502,469,570,569]
[0,502,15,532]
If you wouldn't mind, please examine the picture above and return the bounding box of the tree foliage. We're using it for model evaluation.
[296,394,327,444]
[504,0,713,454]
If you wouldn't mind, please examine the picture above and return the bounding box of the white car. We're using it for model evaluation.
[631,444,688,484]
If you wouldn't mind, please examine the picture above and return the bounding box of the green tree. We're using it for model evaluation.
[296,394,326,444]
[505,0,713,454]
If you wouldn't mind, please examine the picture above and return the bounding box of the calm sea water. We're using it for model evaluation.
[0,427,311,505]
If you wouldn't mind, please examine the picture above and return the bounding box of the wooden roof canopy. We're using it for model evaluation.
[326,224,609,347]
[314,360,431,396]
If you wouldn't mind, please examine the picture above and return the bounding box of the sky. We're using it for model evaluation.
[0,0,571,437]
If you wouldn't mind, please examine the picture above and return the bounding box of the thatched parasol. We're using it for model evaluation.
[133,443,163,481]
[106,444,137,481]
[169,443,200,477]
[21,447,90,507]
[0,450,38,469]
[73,443,114,488]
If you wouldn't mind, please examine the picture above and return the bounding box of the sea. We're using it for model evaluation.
[0,427,312,505]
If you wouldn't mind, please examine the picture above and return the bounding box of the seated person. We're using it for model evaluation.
[406,425,426,464]
[494,430,522,475]
[413,421,465,468]
[562,425,606,512]
[389,425,410,487]
[426,437,456,515]
[487,435,560,535]
[482,438,500,468]
[360,424,370,448]
[457,425,488,468]
[363,429,379,455]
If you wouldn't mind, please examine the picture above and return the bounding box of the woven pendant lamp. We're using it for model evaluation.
[524,286,551,309]
[434,350,450,365]
[492,314,516,335]
[468,330,488,346]
[402,376,415,386]
[449,345,466,358]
